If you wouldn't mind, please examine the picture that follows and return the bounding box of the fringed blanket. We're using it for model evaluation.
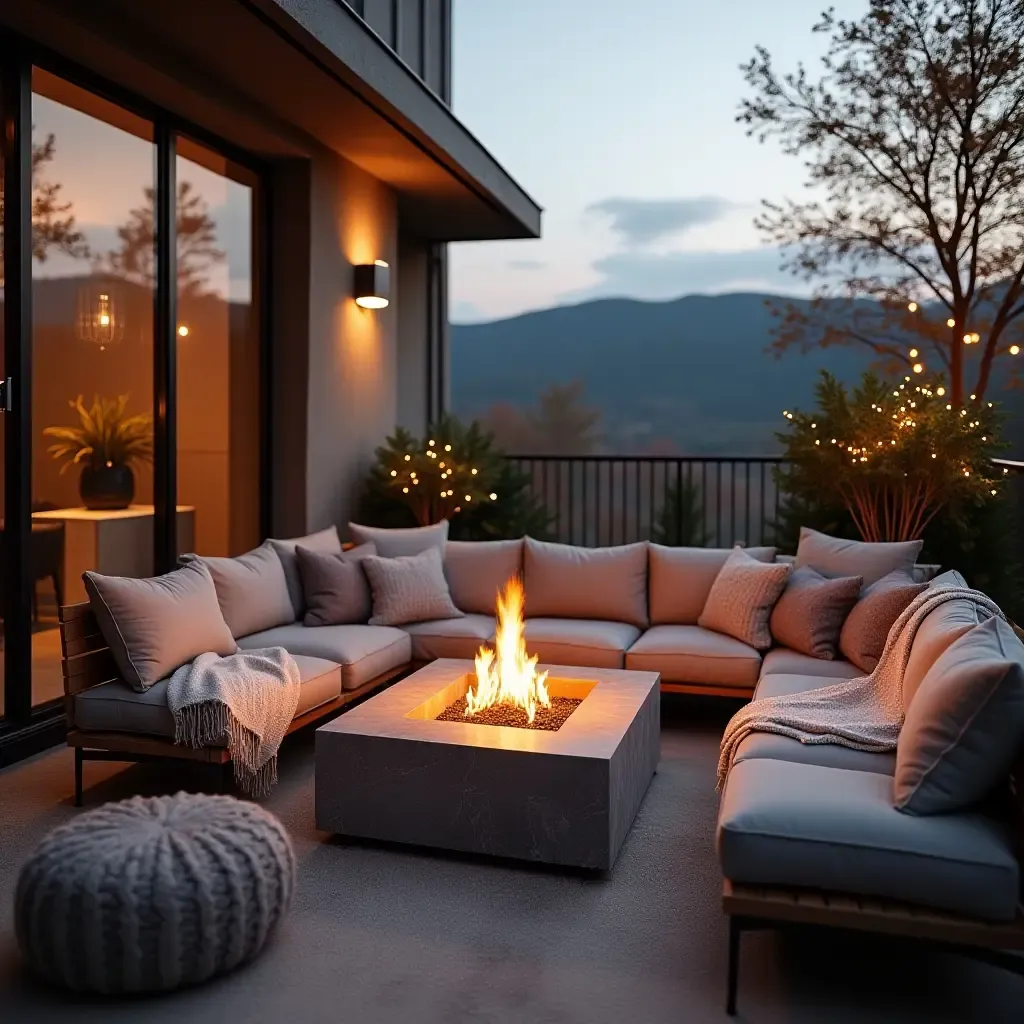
[717,586,1004,789]
[167,646,301,797]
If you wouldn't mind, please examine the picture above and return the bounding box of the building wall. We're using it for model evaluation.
[396,234,430,435]
[348,0,451,102]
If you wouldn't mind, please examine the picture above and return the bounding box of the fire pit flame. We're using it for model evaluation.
[466,576,550,723]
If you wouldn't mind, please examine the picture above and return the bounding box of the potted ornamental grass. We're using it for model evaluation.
[43,394,154,510]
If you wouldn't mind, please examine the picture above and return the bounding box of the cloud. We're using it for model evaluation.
[507,259,547,271]
[586,196,737,248]
[561,246,802,304]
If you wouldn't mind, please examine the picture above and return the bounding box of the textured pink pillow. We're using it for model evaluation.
[769,566,863,660]
[698,547,792,650]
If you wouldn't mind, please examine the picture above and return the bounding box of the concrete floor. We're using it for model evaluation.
[0,697,1021,1023]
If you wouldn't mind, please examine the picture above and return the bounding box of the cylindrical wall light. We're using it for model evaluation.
[354,260,390,309]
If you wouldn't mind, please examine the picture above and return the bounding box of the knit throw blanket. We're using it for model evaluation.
[167,646,301,798]
[717,586,1004,790]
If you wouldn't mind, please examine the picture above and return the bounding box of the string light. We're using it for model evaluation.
[912,362,924,373]
[947,318,956,327]
[937,387,946,396]
[1011,345,1021,355]
[909,348,919,358]
[907,301,918,312]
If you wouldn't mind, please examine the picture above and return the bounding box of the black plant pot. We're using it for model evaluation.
[79,464,135,511]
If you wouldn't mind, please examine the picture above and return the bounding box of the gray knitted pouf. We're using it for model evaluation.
[14,792,296,994]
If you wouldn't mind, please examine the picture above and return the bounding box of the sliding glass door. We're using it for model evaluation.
[0,41,265,755]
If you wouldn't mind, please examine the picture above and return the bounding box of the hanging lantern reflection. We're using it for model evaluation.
[77,283,125,351]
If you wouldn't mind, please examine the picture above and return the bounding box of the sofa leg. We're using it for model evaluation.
[74,748,83,808]
[726,915,741,1016]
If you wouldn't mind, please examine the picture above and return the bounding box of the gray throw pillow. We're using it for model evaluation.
[297,543,376,626]
[839,570,927,673]
[697,547,792,650]
[268,526,342,619]
[84,561,237,692]
[362,547,464,627]
[188,542,295,639]
[769,566,863,660]
[895,616,1024,815]
[348,520,449,558]
[795,527,922,587]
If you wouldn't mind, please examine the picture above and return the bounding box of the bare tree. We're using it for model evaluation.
[742,0,1024,406]
[0,132,89,267]
[102,181,225,297]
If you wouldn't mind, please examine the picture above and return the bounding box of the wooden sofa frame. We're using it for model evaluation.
[722,762,1024,1015]
[59,601,408,806]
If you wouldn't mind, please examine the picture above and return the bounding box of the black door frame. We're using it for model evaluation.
[0,29,271,764]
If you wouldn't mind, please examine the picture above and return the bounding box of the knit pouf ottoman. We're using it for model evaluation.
[14,792,296,994]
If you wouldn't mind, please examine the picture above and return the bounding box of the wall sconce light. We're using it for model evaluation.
[354,260,390,309]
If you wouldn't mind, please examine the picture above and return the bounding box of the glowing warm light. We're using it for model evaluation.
[937,387,946,396]
[489,492,498,500]
[355,295,389,309]
[99,314,110,326]
[912,362,924,373]
[947,318,956,327]
[907,302,918,312]
[1012,345,1021,355]
[466,577,550,724]
[909,348,919,358]
[177,325,189,337]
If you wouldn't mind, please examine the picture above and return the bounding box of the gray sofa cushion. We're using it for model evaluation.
[84,561,237,692]
[759,648,861,680]
[717,757,1020,921]
[189,542,295,639]
[769,566,862,660]
[363,547,463,626]
[795,527,923,587]
[74,654,342,738]
[755,671,852,701]
[296,542,376,626]
[648,544,776,626]
[524,538,649,628]
[268,526,342,619]
[902,594,985,707]
[444,539,523,615]
[625,625,761,689]
[896,617,1024,815]
[238,624,410,691]
[731,730,897,775]
[523,618,641,670]
[838,570,927,673]
[403,614,495,661]
[348,520,448,558]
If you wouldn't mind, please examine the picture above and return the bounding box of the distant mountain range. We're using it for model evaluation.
[450,292,1024,456]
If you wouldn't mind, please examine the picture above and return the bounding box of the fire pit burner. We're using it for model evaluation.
[436,695,582,731]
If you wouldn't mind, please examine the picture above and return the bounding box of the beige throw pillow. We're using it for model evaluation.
[769,566,863,660]
[839,570,927,673]
[362,547,464,627]
[795,527,922,587]
[188,542,295,639]
[84,561,237,692]
[698,547,791,650]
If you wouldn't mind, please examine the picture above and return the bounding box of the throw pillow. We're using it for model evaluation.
[187,542,295,639]
[83,561,237,692]
[795,526,922,587]
[444,539,524,615]
[769,566,863,660]
[362,547,464,627]
[523,537,649,628]
[697,547,791,650]
[268,526,342,619]
[297,542,376,626]
[839,570,927,673]
[648,544,777,625]
[895,616,1024,815]
[348,520,449,558]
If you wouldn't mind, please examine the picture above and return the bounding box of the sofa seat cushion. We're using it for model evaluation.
[731,730,896,776]
[238,624,410,691]
[760,648,861,681]
[625,625,761,689]
[523,618,641,669]
[717,758,1020,921]
[74,654,343,739]
[403,614,495,661]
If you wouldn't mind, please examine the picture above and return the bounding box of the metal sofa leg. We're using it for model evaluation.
[726,915,742,1016]
[74,748,83,808]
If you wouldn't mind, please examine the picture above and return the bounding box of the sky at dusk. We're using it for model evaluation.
[448,0,865,324]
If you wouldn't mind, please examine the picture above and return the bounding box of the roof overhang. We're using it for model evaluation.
[2,0,542,242]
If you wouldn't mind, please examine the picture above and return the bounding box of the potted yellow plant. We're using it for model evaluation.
[43,395,154,510]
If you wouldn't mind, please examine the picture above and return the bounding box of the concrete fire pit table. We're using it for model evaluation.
[315,659,660,870]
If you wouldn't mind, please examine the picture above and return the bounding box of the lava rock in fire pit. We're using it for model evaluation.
[436,696,582,731]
